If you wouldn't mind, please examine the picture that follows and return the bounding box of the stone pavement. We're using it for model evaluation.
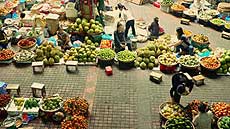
[1,2,230,129]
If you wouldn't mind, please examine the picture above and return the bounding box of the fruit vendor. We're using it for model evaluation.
[57,27,72,51]
[193,103,214,129]
[114,22,132,53]
[168,27,194,57]
[148,17,160,40]
[170,73,194,104]
[118,3,136,38]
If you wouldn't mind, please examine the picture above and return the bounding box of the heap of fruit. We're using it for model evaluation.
[134,52,158,70]
[192,34,209,44]
[187,100,209,117]
[63,39,97,63]
[63,97,89,116]
[218,49,230,74]
[100,40,112,49]
[117,50,136,63]
[61,115,88,129]
[41,96,63,111]
[14,50,34,62]
[17,38,36,49]
[0,94,11,107]
[13,98,25,110]
[179,55,199,68]
[0,49,15,61]
[158,53,177,66]
[165,117,194,129]
[67,18,103,35]
[212,102,230,118]
[34,42,63,66]
[24,98,39,110]
[200,56,221,70]
[171,4,185,12]
[160,102,185,119]
[218,116,230,129]
[98,48,115,60]
[0,109,8,121]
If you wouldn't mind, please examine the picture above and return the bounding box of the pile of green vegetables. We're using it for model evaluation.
[98,48,115,60]
[117,50,136,63]
[14,50,34,62]
[24,98,39,109]
[179,55,199,67]
[41,97,62,111]
[218,116,230,129]
[225,23,230,29]
[161,0,173,6]
[210,18,226,26]
[165,117,193,129]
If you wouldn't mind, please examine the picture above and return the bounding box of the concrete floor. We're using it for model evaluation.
[0,1,230,129]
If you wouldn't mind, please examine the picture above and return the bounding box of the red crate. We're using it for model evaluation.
[105,66,113,76]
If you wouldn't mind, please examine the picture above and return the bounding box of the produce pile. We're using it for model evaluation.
[98,48,115,60]
[24,98,39,110]
[225,23,230,29]
[13,98,25,110]
[160,0,173,6]
[200,56,221,70]
[14,50,34,62]
[67,18,103,35]
[34,42,63,66]
[100,40,112,49]
[171,4,185,12]
[212,102,230,118]
[218,50,230,74]
[198,12,212,20]
[17,38,36,49]
[117,50,136,63]
[218,116,230,129]
[63,97,89,116]
[179,55,199,68]
[40,96,63,111]
[0,49,15,61]
[205,9,219,16]
[63,44,97,63]
[210,18,226,26]
[160,103,185,119]
[134,36,171,69]
[61,115,88,129]
[165,117,194,129]
[187,100,208,117]
[0,109,8,121]
[192,34,209,44]
[0,94,11,107]
[183,30,192,38]
[158,53,177,66]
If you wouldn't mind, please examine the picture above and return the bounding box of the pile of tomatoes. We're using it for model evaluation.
[100,40,112,49]
[61,115,88,129]
[212,102,230,118]
[201,56,221,70]
[63,97,89,116]
[0,94,11,107]
[0,49,15,61]
[18,38,36,48]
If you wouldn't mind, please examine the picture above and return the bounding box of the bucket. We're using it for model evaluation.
[97,58,114,68]
[118,60,134,70]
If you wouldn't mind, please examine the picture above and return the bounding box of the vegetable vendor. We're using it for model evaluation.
[170,73,194,104]
[57,27,72,51]
[148,17,160,40]
[168,27,194,57]
[193,103,214,129]
[114,22,132,53]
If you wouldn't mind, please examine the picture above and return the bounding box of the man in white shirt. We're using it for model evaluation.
[118,3,136,38]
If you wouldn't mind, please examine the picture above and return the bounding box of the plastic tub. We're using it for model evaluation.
[118,60,134,70]
[97,58,114,68]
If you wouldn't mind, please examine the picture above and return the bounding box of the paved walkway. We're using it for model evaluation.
[0,1,230,129]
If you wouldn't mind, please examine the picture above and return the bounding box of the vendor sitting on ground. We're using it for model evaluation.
[57,27,72,51]
[193,103,213,129]
[168,27,194,57]
[148,17,160,40]
[114,22,132,53]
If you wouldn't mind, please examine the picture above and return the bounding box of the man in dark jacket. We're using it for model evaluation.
[148,17,160,40]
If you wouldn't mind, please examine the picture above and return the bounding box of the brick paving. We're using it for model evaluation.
[1,1,230,129]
